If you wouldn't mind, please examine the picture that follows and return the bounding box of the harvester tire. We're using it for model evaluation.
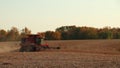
[19,45,36,52]
[56,47,60,49]
[19,46,25,52]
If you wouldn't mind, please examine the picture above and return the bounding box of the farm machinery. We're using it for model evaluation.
[19,34,60,52]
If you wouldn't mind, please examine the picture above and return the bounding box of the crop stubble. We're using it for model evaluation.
[0,40,120,68]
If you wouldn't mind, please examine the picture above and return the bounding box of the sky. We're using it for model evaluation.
[0,0,120,33]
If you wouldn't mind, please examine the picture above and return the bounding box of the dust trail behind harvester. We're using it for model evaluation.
[0,42,20,53]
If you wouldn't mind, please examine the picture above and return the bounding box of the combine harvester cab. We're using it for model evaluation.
[19,34,60,52]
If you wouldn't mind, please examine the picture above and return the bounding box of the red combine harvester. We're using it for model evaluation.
[19,34,60,52]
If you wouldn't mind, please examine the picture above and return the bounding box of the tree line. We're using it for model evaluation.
[44,26,120,40]
[0,26,120,41]
[0,27,31,41]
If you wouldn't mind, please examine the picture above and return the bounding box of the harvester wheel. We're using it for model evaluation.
[56,47,60,49]
[19,45,36,52]
[19,46,25,52]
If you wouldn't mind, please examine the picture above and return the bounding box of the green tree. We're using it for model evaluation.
[0,29,7,41]
[56,26,76,40]
[45,31,61,40]
[112,28,120,39]
[98,27,113,39]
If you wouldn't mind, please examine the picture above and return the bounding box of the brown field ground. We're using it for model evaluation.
[0,40,120,68]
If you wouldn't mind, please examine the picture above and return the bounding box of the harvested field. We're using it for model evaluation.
[0,40,120,68]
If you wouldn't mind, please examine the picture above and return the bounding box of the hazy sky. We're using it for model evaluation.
[0,0,120,33]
